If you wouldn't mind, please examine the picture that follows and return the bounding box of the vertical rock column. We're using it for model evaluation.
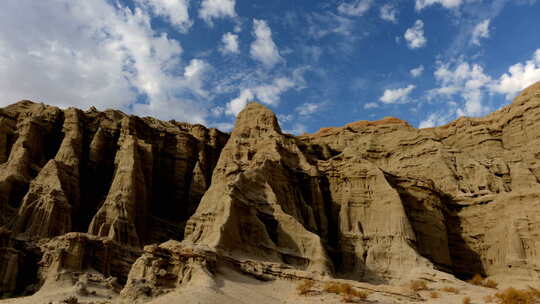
[14,109,83,238]
[88,117,152,247]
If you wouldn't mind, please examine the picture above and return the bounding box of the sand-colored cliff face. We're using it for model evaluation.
[1,82,540,302]
[0,101,227,295]
[299,81,540,279]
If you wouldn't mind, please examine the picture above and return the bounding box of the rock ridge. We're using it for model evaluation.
[0,82,540,302]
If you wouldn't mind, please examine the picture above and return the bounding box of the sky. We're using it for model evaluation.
[1,0,540,134]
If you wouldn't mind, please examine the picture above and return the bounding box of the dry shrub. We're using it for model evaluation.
[442,286,460,294]
[494,287,538,304]
[324,282,344,294]
[468,274,498,289]
[463,296,472,304]
[527,286,540,298]
[484,280,498,289]
[469,274,484,286]
[341,294,354,303]
[430,291,440,299]
[297,280,315,295]
[410,280,428,292]
[323,282,369,301]
[484,295,494,303]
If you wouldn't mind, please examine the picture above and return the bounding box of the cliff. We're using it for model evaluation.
[1,82,540,303]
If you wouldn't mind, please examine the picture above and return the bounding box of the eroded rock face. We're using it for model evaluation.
[0,101,227,295]
[2,82,540,299]
[184,103,333,275]
[121,241,217,301]
[299,81,540,279]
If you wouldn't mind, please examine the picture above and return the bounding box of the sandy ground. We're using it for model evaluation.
[0,266,531,304]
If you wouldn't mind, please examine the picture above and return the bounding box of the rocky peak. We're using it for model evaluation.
[2,83,540,302]
[231,102,282,138]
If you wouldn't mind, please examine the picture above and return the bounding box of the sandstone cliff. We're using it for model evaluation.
[0,101,227,295]
[1,82,540,302]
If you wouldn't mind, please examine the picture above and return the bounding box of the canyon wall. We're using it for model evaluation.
[1,82,540,298]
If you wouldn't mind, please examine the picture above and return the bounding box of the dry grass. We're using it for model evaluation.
[484,280,498,289]
[341,294,355,303]
[323,282,369,302]
[527,286,540,298]
[442,286,460,294]
[468,274,498,289]
[469,274,484,286]
[430,291,440,299]
[493,287,540,304]
[463,296,472,304]
[297,280,315,295]
[484,294,494,303]
[409,280,428,292]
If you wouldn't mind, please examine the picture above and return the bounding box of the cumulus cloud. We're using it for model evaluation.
[419,111,454,128]
[491,49,540,99]
[422,50,540,128]
[284,123,308,135]
[220,32,239,54]
[337,0,373,16]
[0,0,209,123]
[183,59,211,98]
[431,61,492,116]
[379,4,398,23]
[415,0,462,10]
[225,77,295,115]
[296,102,322,116]
[379,85,416,104]
[410,65,425,77]
[471,19,491,45]
[136,0,191,32]
[225,89,254,116]
[250,19,283,68]
[199,0,237,26]
[363,102,379,109]
[404,20,427,49]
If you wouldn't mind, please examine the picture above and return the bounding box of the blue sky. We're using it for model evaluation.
[1,0,540,133]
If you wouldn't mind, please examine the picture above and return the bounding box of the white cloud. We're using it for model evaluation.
[471,19,490,45]
[199,0,237,26]
[252,77,294,105]
[183,59,211,98]
[379,4,398,23]
[225,77,295,116]
[415,0,462,10]
[338,0,373,17]
[250,19,283,68]
[431,61,492,116]
[307,12,355,39]
[492,49,540,99]
[296,102,322,116]
[136,0,191,32]
[211,122,234,132]
[284,123,308,135]
[220,32,239,54]
[404,20,427,49]
[380,85,416,104]
[410,65,425,78]
[419,112,452,128]
[225,89,253,116]
[363,102,379,109]
[0,1,209,123]
[277,113,294,124]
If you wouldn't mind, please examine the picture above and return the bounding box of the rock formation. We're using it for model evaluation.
[0,82,540,302]
[0,101,227,296]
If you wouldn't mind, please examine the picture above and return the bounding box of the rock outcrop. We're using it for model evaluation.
[1,82,540,301]
[0,101,227,296]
